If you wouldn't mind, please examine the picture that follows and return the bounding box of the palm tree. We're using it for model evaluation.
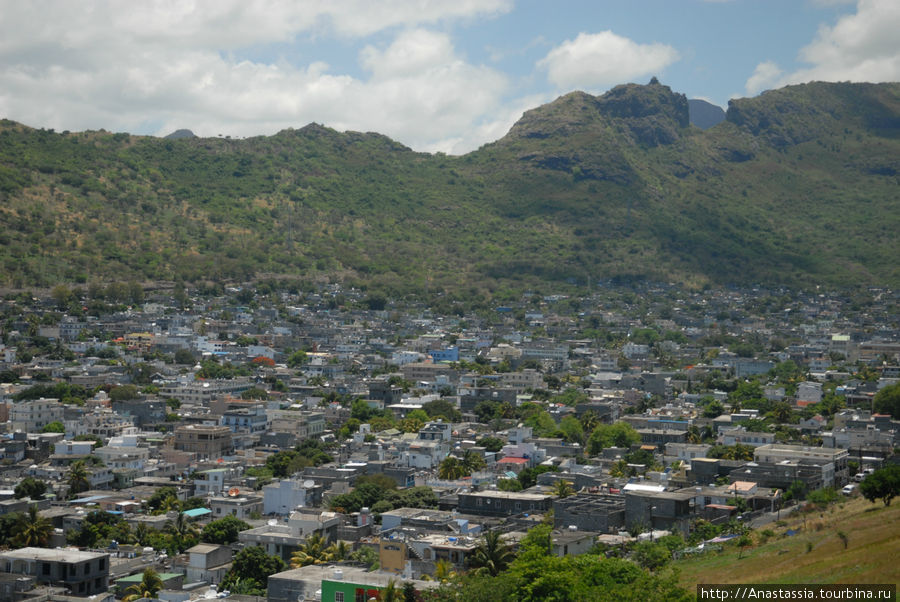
[461,450,486,474]
[166,512,199,553]
[580,410,599,434]
[290,532,333,567]
[327,539,350,561]
[134,522,150,546]
[122,568,164,602]
[66,460,90,498]
[379,579,401,602]
[553,479,575,499]
[686,425,702,444]
[469,530,515,577]
[437,456,466,480]
[13,505,53,548]
[433,559,456,583]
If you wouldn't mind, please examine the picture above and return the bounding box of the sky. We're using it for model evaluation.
[1,0,898,154]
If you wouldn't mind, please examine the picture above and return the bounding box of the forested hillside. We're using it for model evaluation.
[0,80,897,297]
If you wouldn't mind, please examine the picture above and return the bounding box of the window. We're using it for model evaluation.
[42,563,51,575]
[356,590,366,602]
[335,592,344,602]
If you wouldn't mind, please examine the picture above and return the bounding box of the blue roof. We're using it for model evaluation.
[183,508,211,518]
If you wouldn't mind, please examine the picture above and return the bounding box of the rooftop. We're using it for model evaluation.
[0,547,108,562]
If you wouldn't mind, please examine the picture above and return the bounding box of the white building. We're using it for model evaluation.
[9,398,64,433]
[263,479,313,515]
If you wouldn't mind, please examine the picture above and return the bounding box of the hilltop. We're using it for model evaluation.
[0,79,898,296]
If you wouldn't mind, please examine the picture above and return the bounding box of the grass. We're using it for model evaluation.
[674,497,900,586]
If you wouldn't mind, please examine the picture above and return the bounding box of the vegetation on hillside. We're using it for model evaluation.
[0,80,898,295]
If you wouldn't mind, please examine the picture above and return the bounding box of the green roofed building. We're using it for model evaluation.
[268,565,438,602]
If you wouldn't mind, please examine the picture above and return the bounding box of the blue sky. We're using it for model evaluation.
[1,0,897,153]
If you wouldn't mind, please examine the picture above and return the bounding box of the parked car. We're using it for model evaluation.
[842,484,857,495]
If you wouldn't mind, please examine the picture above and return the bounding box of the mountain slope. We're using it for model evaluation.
[0,80,897,295]
[688,99,725,129]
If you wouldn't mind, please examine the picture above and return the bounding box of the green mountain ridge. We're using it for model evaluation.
[0,79,897,297]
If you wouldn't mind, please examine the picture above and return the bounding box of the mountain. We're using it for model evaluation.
[164,129,196,139]
[688,99,725,129]
[0,80,897,297]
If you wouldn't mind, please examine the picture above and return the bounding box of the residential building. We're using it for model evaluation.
[0,547,109,596]
[9,398,65,433]
[173,424,234,460]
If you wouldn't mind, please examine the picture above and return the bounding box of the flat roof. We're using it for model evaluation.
[183,507,212,518]
[116,572,182,583]
[462,490,550,501]
[0,547,107,562]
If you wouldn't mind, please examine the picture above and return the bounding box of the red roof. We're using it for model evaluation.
[497,457,528,464]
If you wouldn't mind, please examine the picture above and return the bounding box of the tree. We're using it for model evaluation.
[438,456,466,480]
[433,559,457,583]
[736,533,753,560]
[477,436,505,453]
[41,420,65,433]
[290,532,333,567]
[559,415,584,444]
[14,476,47,500]
[122,569,165,602]
[703,400,725,418]
[166,512,200,553]
[51,284,74,309]
[586,422,640,455]
[632,541,670,571]
[469,530,516,577]
[873,383,900,419]
[553,479,575,499]
[174,348,195,365]
[13,505,53,548]
[286,349,308,368]
[201,516,250,545]
[221,546,285,594]
[67,460,91,498]
[109,384,140,401]
[859,465,900,506]
[461,450,486,474]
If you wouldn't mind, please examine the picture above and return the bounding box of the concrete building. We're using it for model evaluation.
[184,543,232,586]
[457,491,553,517]
[209,492,263,520]
[173,424,234,460]
[753,444,850,486]
[553,493,626,534]
[9,398,65,433]
[0,547,109,596]
[263,479,323,515]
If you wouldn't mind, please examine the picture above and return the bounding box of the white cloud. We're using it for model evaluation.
[744,60,784,96]
[788,0,900,83]
[537,31,680,91]
[0,1,514,153]
[742,0,900,94]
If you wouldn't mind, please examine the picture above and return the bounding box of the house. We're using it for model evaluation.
[239,509,341,563]
[184,543,232,585]
[753,444,850,486]
[263,479,324,515]
[720,427,776,448]
[0,547,109,596]
[457,491,553,517]
[553,493,626,534]
[209,491,263,520]
[173,424,234,460]
[267,565,439,602]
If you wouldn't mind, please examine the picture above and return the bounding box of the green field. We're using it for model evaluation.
[675,496,900,587]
